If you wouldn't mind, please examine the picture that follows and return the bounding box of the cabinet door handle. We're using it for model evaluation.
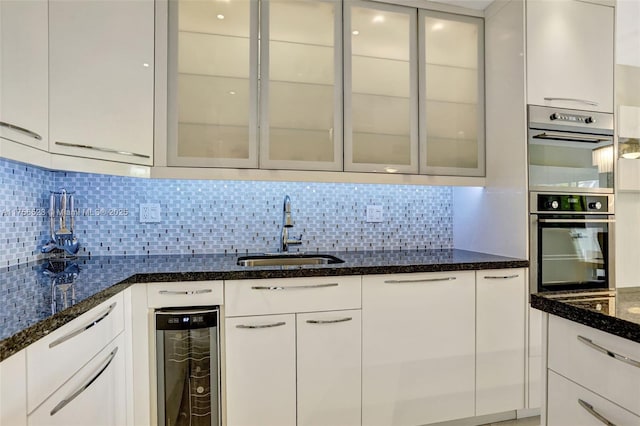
[0,121,42,140]
[49,302,117,348]
[578,399,617,426]
[384,277,456,284]
[577,336,640,368]
[306,317,353,325]
[158,289,213,295]
[55,141,151,159]
[50,347,119,416]
[544,97,599,107]
[236,322,286,329]
[483,274,520,279]
[251,283,339,290]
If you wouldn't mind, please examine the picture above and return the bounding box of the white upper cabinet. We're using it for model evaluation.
[420,10,485,176]
[167,0,258,168]
[344,1,419,174]
[0,0,48,152]
[260,0,342,171]
[49,0,154,165]
[526,0,614,113]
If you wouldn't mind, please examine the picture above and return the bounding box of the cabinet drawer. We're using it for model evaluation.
[26,293,124,413]
[27,334,126,426]
[547,370,640,426]
[224,276,361,317]
[147,281,223,308]
[548,314,640,415]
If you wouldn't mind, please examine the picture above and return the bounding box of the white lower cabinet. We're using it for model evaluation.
[547,370,640,425]
[297,310,361,426]
[27,333,126,426]
[225,314,297,426]
[476,269,526,415]
[224,276,362,426]
[362,271,476,426]
[0,350,27,426]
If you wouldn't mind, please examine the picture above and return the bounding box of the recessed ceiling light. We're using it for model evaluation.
[217,14,225,20]
[372,15,385,23]
[228,91,236,95]
[142,63,150,68]
[352,30,360,36]
[432,22,444,31]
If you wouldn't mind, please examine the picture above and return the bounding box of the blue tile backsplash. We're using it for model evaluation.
[0,157,454,266]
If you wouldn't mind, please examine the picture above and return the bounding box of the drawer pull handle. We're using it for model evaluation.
[577,336,640,369]
[50,347,119,416]
[0,121,42,140]
[544,97,599,107]
[49,302,117,348]
[384,277,456,284]
[158,289,213,296]
[236,322,286,329]
[578,399,616,426]
[307,317,353,325]
[251,283,339,290]
[55,141,151,159]
[483,274,519,279]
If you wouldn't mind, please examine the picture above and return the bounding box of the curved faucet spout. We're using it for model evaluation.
[280,195,302,252]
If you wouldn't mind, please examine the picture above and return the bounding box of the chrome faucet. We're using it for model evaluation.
[281,195,302,252]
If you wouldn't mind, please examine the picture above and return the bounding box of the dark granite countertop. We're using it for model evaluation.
[0,249,527,362]
[531,288,640,344]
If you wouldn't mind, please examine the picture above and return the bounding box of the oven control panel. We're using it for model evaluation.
[536,194,611,213]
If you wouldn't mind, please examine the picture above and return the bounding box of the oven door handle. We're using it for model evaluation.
[531,131,611,143]
[538,218,615,224]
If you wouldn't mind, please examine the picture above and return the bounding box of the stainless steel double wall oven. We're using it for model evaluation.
[528,105,615,293]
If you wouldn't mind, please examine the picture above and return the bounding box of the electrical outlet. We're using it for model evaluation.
[140,203,161,223]
[366,205,383,223]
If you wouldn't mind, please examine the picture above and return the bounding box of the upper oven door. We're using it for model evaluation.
[528,105,614,193]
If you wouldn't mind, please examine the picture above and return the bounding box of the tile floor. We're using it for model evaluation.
[488,416,541,426]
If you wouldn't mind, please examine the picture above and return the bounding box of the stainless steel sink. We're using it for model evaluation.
[237,254,344,267]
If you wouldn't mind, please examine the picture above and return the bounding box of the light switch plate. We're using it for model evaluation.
[366,205,383,223]
[140,203,161,223]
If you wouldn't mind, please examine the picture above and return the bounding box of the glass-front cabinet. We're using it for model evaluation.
[344,2,418,174]
[167,0,258,168]
[420,10,484,176]
[163,0,485,177]
[260,0,342,171]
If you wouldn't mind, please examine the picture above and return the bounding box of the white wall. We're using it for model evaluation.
[454,0,528,259]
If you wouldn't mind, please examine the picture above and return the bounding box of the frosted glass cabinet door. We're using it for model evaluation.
[419,10,485,177]
[167,0,258,168]
[260,0,342,171]
[344,1,419,174]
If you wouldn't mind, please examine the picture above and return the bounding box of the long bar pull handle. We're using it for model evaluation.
[236,322,286,329]
[50,347,119,416]
[483,274,520,279]
[532,132,610,143]
[251,283,339,290]
[544,97,599,107]
[306,317,353,325]
[158,289,213,295]
[578,399,617,426]
[384,277,456,284]
[0,121,42,140]
[577,336,640,369]
[49,303,117,348]
[539,218,615,224]
[55,141,150,159]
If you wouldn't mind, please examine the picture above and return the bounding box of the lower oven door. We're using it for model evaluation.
[531,215,614,292]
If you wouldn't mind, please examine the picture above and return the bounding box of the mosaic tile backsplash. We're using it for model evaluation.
[0,157,453,266]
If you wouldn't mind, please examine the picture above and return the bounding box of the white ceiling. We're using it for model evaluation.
[427,0,494,10]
